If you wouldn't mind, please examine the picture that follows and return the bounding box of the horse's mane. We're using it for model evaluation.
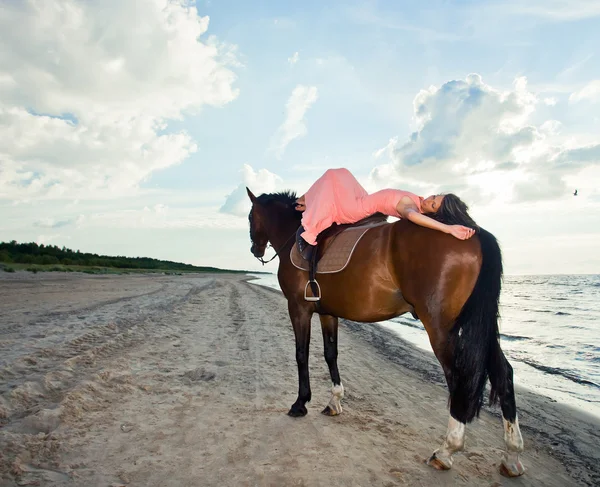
[256,191,302,221]
[256,190,297,206]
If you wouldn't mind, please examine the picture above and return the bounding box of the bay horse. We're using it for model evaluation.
[246,188,525,477]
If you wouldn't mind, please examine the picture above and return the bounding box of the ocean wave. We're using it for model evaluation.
[576,347,600,359]
[500,334,530,342]
[389,318,423,330]
[516,303,591,313]
[520,359,600,390]
[554,311,571,316]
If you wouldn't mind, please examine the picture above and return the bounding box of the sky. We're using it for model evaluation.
[1,0,600,274]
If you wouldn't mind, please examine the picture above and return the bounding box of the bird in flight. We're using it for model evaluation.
[573,189,578,196]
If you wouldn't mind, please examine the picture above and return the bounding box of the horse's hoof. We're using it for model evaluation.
[321,406,339,416]
[427,452,452,471]
[287,404,308,417]
[500,459,525,477]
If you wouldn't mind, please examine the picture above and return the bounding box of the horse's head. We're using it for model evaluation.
[247,187,269,258]
[246,187,301,260]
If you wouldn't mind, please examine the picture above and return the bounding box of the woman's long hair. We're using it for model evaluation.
[426,193,479,231]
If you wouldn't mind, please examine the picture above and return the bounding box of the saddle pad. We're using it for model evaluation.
[291,226,374,274]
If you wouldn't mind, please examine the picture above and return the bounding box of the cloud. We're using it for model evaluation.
[0,0,239,200]
[34,215,85,229]
[543,97,558,106]
[557,54,594,80]
[288,52,299,65]
[220,164,284,217]
[370,74,600,203]
[36,234,63,246]
[502,1,600,21]
[88,204,245,230]
[270,85,318,159]
[569,80,600,103]
[344,3,462,42]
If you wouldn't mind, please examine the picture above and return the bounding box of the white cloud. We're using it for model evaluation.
[543,97,558,106]
[370,74,600,203]
[34,214,85,229]
[288,51,299,65]
[557,54,594,80]
[539,120,562,135]
[0,0,239,200]
[372,137,398,160]
[470,0,600,24]
[344,3,462,42]
[569,80,600,103]
[36,234,63,246]
[270,85,318,159]
[502,1,600,21]
[90,205,245,230]
[220,164,284,217]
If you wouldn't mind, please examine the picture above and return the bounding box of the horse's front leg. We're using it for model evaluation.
[288,302,313,417]
[319,314,344,416]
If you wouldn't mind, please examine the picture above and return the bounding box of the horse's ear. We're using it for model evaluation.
[246,187,257,203]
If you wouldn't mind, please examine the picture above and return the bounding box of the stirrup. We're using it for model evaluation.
[304,280,321,302]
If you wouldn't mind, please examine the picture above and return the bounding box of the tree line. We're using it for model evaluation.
[0,240,244,273]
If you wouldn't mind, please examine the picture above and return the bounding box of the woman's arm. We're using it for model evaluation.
[402,207,475,240]
[404,208,448,233]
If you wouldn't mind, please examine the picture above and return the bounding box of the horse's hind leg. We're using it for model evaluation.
[489,347,525,477]
[426,332,466,470]
[288,302,313,417]
[319,314,344,416]
[429,416,466,470]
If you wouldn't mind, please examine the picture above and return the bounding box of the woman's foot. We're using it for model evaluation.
[296,226,315,260]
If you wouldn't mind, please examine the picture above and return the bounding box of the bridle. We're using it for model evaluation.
[254,227,299,265]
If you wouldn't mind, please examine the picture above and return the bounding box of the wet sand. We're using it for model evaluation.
[0,272,598,486]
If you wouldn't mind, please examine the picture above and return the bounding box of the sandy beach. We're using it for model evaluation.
[0,272,598,486]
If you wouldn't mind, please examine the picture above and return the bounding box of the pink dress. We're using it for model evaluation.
[300,168,423,245]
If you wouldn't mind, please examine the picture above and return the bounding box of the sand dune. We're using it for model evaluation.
[0,272,598,486]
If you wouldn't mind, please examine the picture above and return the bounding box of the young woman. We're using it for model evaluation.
[295,168,477,254]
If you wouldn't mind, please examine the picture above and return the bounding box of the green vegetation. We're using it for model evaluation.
[0,240,259,275]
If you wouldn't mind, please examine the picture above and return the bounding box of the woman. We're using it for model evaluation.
[295,168,477,255]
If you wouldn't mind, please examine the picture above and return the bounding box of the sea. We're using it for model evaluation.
[248,273,600,418]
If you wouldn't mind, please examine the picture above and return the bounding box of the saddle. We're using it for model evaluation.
[291,213,389,301]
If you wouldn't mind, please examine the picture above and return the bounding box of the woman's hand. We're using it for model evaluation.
[447,225,476,240]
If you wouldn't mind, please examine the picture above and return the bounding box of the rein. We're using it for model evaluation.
[256,227,299,265]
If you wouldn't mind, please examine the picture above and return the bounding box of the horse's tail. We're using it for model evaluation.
[447,228,504,424]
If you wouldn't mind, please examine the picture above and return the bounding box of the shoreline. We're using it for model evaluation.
[338,318,600,486]
[0,272,598,486]
[248,273,600,420]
